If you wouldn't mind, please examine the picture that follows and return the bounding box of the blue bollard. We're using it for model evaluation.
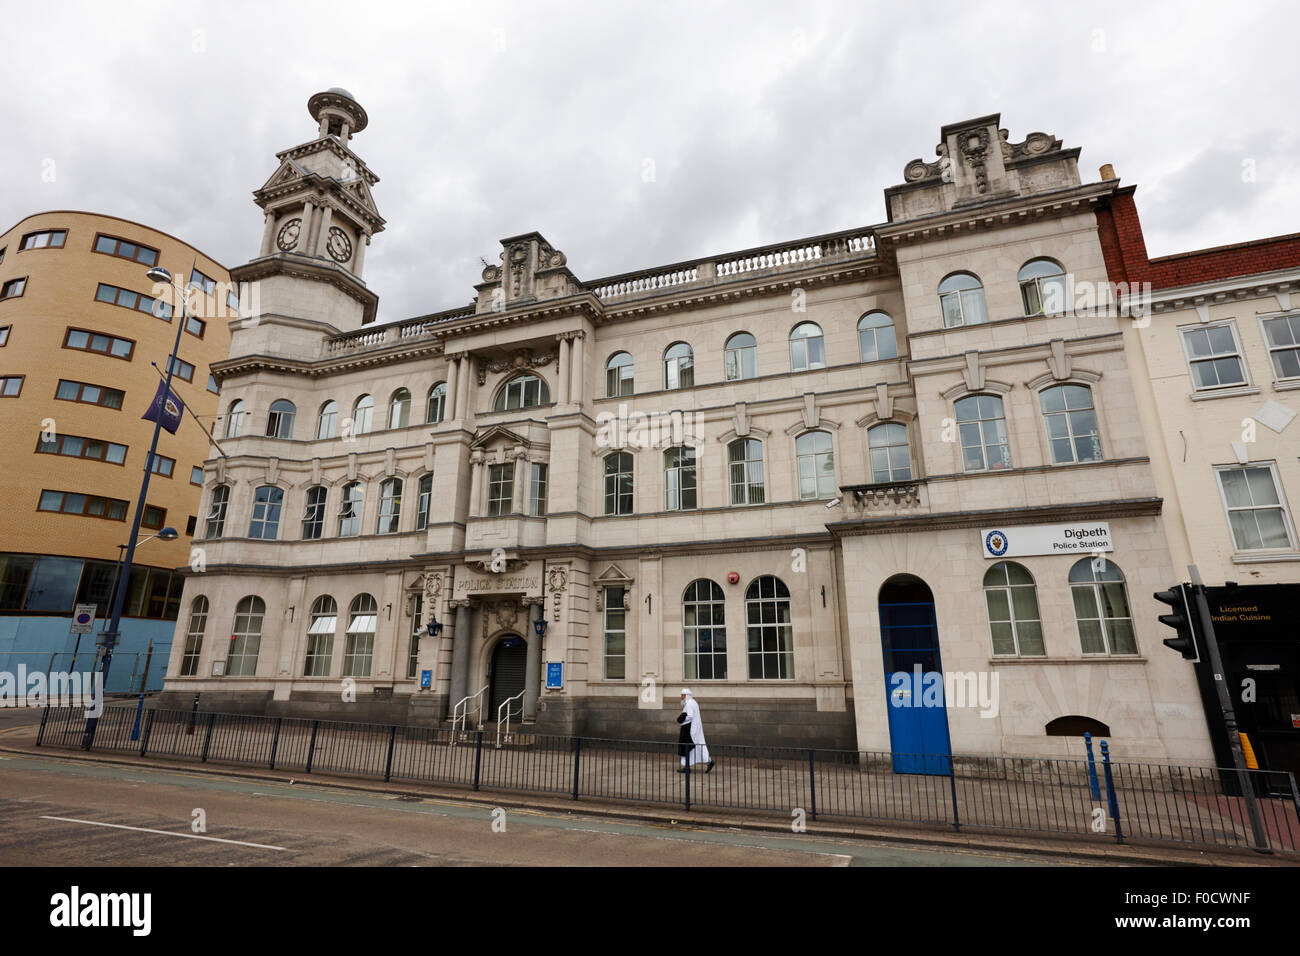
[1084,731,1101,800]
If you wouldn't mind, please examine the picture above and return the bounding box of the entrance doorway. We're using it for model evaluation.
[489,635,528,721]
[878,574,952,775]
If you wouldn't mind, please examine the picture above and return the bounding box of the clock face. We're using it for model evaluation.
[276,218,302,251]
[327,226,353,263]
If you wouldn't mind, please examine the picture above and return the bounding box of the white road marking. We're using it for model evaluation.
[39,815,288,851]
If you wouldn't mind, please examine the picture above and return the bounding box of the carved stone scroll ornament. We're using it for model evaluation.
[1000,129,1062,161]
[475,348,557,385]
[960,131,990,193]
[547,566,568,623]
[903,142,949,183]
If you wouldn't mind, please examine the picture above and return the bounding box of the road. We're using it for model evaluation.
[0,752,1079,866]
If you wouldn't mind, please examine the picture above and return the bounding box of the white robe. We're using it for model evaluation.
[679,695,710,766]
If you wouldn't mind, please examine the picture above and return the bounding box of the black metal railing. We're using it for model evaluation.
[35,706,1300,854]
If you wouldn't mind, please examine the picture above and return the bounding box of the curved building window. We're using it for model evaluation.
[938,272,988,328]
[1040,385,1101,464]
[416,473,434,530]
[867,423,911,483]
[725,332,757,381]
[248,485,283,540]
[1069,558,1137,655]
[317,400,338,439]
[795,430,835,500]
[266,399,296,439]
[388,388,411,429]
[606,352,634,397]
[180,596,208,676]
[338,481,364,537]
[727,438,765,505]
[955,395,1011,472]
[304,595,337,677]
[746,576,793,679]
[1019,258,1069,315]
[858,311,898,362]
[426,383,447,423]
[664,445,697,511]
[224,400,246,438]
[664,342,694,390]
[494,374,550,411]
[227,596,265,676]
[204,485,230,538]
[344,594,378,677]
[983,562,1044,656]
[683,579,727,680]
[352,395,374,435]
[789,322,826,372]
[377,477,403,534]
[301,485,327,539]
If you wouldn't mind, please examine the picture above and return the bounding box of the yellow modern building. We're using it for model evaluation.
[0,211,233,690]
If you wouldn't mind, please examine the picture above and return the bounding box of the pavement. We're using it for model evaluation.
[1,708,1293,866]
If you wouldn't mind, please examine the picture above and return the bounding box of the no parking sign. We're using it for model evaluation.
[70,604,97,634]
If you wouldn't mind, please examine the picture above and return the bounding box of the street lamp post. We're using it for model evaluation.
[82,267,192,749]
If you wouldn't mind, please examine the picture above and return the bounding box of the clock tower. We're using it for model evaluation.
[230,88,386,330]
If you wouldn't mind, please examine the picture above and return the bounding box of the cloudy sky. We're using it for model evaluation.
[3,1,1297,324]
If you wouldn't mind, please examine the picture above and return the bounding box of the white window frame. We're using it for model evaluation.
[1213,461,1298,553]
[1178,320,1250,392]
[1258,312,1300,384]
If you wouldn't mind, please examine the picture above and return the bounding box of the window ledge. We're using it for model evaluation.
[988,656,1147,665]
[1271,379,1300,392]
[1189,385,1260,401]
[1230,551,1300,564]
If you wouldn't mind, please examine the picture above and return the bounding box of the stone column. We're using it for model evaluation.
[457,356,473,419]
[444,353,461,420]
[524,601,542,720]
[447,600,473,718]
[259,213,276,257]
[569,331,585,404]
[315,205,335,257]
[352,235,367,276]
[556,335,571,405]
[299,200,316,253]
[512,447,527,514]
[469,449,485,517]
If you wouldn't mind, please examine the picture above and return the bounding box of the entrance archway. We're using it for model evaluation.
[488,634,528,721]
[878,574,952,775]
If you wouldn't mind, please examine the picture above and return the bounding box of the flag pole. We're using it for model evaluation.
[148,361,229,459]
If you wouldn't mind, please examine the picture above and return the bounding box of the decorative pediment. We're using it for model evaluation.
[470,424,529,450]
[593,563,633,585]
[259,158,309,192]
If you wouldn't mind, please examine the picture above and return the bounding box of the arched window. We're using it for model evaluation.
[867,423,912,483]
[1040,385,1101,464]
[426,383,447,424]
[227,596,265,676]
[606,352,634,397]
[983,562,1044,656]
[789,322,826,372]
[1046,716,1111,737]
[725,332,757,381]
[352,395,374,435]
[857,311,898,362]
[746,576,793,679]
[494,374,550,411]
[955,395,1011,472]
[266,399,296,439]
[388,388,411,429]
[727,438,765,505]
[416,473,433,530]
[317,400,338,439]
[1069,558,1137,655]
[377,477,403,534]
[224,400,246,438]
[664,446,697,511]
[604,451,634,516]
[795,431,835,500]
[301,485,327,539]
[683,579,727,680]
[248,485,284,540]
[664,342,694,390]
[304,595,336,677]
[938,272,988,328]
[204,485,230,538]
[1019,258,1069,315]
[344,593,378,677]
[338,481,363,536]
[180,596,207,676]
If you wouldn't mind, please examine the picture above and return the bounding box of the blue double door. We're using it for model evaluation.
[878,575,952,775]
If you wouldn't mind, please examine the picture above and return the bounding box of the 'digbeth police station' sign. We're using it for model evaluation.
[981,521,1113,559]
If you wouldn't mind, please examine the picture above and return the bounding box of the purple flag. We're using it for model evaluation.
[141,380,184,434]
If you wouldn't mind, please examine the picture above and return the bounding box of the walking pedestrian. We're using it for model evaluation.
[676,688,715,773]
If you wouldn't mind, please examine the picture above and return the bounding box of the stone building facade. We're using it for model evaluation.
[160,94,1217,763]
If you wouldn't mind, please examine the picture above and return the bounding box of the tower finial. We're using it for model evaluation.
[307,88,368,144]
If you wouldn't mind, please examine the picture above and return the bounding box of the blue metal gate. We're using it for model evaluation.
[879,576,952,775]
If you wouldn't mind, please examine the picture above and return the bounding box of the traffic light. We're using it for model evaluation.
[1154,585,1197,660]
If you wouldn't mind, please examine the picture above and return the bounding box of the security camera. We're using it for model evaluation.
[825,496,842,509]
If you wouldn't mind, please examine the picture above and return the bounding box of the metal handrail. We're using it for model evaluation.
[450,684,487,743]
[496,690,526,749]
